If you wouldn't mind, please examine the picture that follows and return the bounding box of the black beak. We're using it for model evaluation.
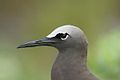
[17,37,56,48]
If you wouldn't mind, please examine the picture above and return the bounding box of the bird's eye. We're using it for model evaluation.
[55,33,69,40]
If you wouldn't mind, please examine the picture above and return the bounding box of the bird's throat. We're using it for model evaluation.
[51,49,88,80]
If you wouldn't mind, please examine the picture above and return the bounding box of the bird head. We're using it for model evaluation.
[17,25,88,50]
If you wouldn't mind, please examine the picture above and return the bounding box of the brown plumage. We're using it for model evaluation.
[18,25,98,80]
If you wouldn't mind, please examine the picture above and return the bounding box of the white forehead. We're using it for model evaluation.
[47,25,83,38]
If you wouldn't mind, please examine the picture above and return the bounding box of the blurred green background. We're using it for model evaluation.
[0,0,120,80]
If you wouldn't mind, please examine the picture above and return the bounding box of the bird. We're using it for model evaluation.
[17,25,98,80]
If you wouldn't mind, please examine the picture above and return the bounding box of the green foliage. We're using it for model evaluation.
[89,30,120,80]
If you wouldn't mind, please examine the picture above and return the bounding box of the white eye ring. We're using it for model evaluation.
[61,34,69,40]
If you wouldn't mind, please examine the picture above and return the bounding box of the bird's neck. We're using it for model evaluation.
[51,48,88,80]
[59,48,87,67]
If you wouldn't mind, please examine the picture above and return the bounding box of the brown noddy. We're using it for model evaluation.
[17,25,98,80]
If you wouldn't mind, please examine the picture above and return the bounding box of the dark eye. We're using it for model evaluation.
[55,33,69,40]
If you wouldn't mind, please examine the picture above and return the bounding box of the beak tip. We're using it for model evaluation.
[17,44,27,49]
[16,45,22,49]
